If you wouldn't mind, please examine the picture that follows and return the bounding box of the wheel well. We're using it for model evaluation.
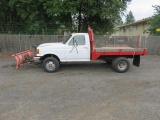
[40,54,60,62]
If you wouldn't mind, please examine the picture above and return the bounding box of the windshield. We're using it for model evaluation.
[62,35,72,44]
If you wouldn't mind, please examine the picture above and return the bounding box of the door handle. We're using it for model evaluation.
[83,47,88,49]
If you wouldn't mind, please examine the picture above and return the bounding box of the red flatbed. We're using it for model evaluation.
[95,46,145,52]
[92,47,146,60]
[87,26,147,61]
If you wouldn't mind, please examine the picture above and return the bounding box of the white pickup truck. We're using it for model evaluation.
[33,27,147,73]
[12,27,147,73]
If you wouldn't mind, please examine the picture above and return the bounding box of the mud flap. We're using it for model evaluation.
[133,55,140,67]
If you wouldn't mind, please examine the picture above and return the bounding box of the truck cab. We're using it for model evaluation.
[34,33,91,62]
[34,33,94,73]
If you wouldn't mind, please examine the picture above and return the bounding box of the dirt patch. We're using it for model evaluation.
[1,64,15,68]
[0,56,160,120]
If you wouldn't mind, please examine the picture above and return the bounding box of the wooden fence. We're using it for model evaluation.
[0,34,160,55]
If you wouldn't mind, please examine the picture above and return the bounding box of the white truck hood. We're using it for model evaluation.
[38,42,63,47]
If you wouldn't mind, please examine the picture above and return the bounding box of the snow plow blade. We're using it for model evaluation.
[12,50,34,69]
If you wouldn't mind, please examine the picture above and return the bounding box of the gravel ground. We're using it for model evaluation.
[0,55,160,120]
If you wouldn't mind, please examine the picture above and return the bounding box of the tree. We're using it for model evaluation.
[114,17,124,26]
[44,0,132,34]
[125,11,135,24]
[0,0,58,34]
[148,5,160,36]
[0,0,132,34]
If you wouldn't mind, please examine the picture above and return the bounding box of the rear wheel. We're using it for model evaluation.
[43,57,59,73]
[112,57,130,73]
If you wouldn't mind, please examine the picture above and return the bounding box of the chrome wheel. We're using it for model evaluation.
[43,57,59,73]
[117,61,127,71]
[46,61,55,71]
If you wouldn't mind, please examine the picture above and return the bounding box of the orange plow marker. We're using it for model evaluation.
[12,50,34,69]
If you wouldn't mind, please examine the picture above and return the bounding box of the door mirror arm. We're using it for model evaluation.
[74,40,78,46]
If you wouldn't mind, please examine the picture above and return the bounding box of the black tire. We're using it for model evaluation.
[112,57,130,73]
[43,57,59,73]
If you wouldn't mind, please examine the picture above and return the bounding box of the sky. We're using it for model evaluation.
[124,0,160,21]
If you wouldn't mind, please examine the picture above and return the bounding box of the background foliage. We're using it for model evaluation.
[125,11,135,24]
[148,5,160,36]
[0,0,131,34]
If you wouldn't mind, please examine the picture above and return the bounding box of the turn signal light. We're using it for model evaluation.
[36,49,39,54]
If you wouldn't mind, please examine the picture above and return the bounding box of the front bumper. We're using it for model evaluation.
[33,56,41,63]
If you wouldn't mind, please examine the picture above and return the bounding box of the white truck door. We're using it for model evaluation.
[65,35,90,61]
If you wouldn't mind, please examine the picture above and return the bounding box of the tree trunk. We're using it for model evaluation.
[78,4,82,32]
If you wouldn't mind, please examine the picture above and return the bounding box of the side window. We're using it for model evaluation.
[68,35,85,45]
[68,38,74,45]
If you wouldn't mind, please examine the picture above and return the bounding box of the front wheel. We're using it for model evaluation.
[112,57,130,73]
[43,57,59,73]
